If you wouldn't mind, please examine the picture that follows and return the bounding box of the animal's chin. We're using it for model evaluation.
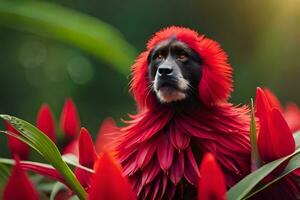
[156,86,186,103]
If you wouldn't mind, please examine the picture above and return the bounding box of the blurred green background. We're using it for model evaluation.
[0,0,299,157]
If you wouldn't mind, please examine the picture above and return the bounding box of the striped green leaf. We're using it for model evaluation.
[0,114,86,200]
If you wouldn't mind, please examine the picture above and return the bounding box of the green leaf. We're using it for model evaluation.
[244,151,300,199]
[0,1,137,75]
[0,115,86,200]
[62,154,94,173]
[37,182,56,193]
[250,98,261,171]
[0,163,10,183]
[227,148,300,200]
[69,195,80,200]
[50,182,67,200]
[294,131,300,148]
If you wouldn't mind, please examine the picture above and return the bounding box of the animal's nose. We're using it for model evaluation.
[158,67,173,76]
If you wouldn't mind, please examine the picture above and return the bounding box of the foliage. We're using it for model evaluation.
[0,1,137,75]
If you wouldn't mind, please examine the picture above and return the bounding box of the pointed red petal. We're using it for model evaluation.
[263,88,283,111]
[150,178,160,200]
[255,87,271,120]
[157,133,174,172]
[4,157,39,200]
[141,159,161,185]
[268,108,295,160]
[256,87,296,162]
[169,151,184,185]
[198,153,226,200]
[88,153,137,200]
[159,175,168,200]
[78,128,98,167]
[184,147,200,185]
[60,98,80,138]
[170,123,190,150]
[95,118,118,153]
[257,116,271,162]
[136,139,157,169]
[4,121,29,160]
[75,128,98,189]
[36,104,56,142]
[75,167,94,190]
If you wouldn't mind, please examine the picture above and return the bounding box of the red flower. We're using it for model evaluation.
[4,120,29,160]
[260,87,300,133]
[198,153,226,200]
[95,117,118,153]
[88,152,137,200]
[254,87,300,199]
[255,87,295,162]
[60,98,80,139]
[3,157,39,200]
[36,104,56,142]
[284,103,300,133]
[75,127,98,189]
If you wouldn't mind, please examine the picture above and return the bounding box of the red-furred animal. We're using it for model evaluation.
[115,26,251,199]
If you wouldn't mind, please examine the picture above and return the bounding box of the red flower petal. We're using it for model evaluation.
[36,104,56,142]
[184,146,200,185]
[75,128,98,189]
[170,123,190,150]
[4,121,29,160]
[169,151,184,185]
[256,88,295,162]
[95,118,118,153]
[157,133,174,172]
[284,103,300,133]
[78,128,98,167]
[60,98,80,139]
[141,159,160,186]
[263,88,283,111]
[88,153,137,200]
[4,157,39,200]
[255,87,272,120]
[258,108,295,162]
[198,153,226,200]
[136,139,157,169]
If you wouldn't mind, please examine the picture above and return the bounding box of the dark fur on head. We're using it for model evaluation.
[147,38,202,104]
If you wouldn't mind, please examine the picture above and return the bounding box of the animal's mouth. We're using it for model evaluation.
[156,77,182,90]
[155,80,186,103]
[157,82,179,91]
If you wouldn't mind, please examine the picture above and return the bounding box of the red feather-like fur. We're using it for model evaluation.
[116,26,250,199]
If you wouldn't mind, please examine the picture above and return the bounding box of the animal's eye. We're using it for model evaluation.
[177,53,188,61]
[155,53,164,61]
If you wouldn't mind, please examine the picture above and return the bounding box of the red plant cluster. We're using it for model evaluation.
[2,98,228,200]
[2,89,300,199]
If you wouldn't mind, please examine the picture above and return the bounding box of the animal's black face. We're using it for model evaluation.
[147,39,202,103]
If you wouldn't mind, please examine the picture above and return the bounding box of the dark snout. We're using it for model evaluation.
[157,65,173,77]
[156,59,181,90]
